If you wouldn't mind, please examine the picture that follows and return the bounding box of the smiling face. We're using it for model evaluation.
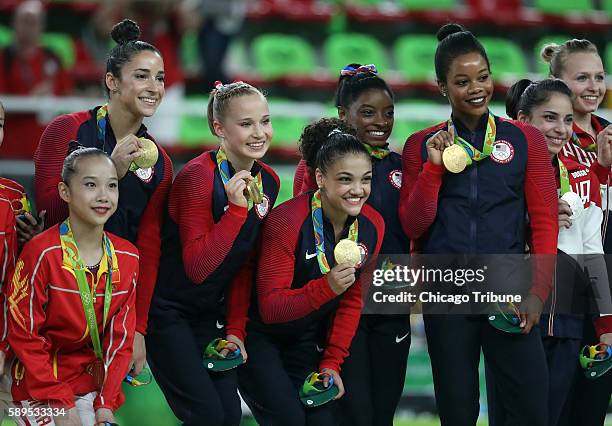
[560,52,606,116]
[59,155,119,229]
[439,51,494,125]
[340,88,394,147]
[106,50,165,118]
[214,93,272,163]
[519,92,574,158]
[316,153,372,219]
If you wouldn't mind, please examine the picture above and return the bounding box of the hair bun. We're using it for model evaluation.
[66,140,85,156]
[540,43,559,64]
[436,23,466,42]
[111,19,141,45]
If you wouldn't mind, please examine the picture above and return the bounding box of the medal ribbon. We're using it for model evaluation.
[363,143,390,159]
[96,104,109,147]
[311,189,358,274]
[216,146,263,210]
[571,131,596,152]
[447,112,497,166]
[59,219,114,362]
[558,158,571,196]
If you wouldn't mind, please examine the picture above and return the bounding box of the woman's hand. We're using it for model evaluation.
[94,407,116,425]
[327,264,356,295]
[223,334,247,363]
[129,331,146,375]
[16,210,46,247]
[425,130,453,166]
[518,294,543,334]
[111,135,142,179]
[558,199,572,229]
[224,170,252,208]
[596,125,612,168]
[320,368,345,399]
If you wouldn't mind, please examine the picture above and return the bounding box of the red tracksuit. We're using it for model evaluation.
[6,225,138,411]
[0,195,17,355]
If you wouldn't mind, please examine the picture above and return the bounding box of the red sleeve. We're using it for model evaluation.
[0,198,17,354]
[224,250,255,342]
[594,316,612,338]
[169,157,248,286]
[590,171,602,208]
[293,160,306,197]
[34,114,81,227]
[589,160,611,186]
[522,124,559,302]
[7,244,75,408]
[300,165,318,195]
[95,256,138,411]
[256,198,337,324]
[134,148,172,335]
[320,206,385,372]
[225,163,279,342]
[398,128,446,240]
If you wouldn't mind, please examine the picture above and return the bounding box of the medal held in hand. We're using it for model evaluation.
[132,137,159,169]
[244,176,263,205]
[334,239,361,267]
[442,144,468,173]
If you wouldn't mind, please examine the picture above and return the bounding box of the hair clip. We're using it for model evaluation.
[340,64,378,77]
[214,81,224,90]
[328,128,344,137]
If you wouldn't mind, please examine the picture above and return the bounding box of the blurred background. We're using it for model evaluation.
[0,0,610,424]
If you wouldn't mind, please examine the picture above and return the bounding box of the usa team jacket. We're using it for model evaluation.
[6,225,138,411]
[545,157,612,337]
[399,114,558,302]
[152,150,279,341]
[242,192,384,373]
[0,195,17,354]
[294,153,409,257]
[33,107,172,334]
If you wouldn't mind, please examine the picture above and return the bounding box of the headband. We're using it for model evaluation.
[340,64,378,77]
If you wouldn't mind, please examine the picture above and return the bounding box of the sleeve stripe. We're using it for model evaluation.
[29,245,61,332]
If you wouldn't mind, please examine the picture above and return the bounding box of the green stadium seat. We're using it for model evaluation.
[534,35,571,76]
[479,38,528,82]
[179,96,217,148]
[180,31,200,73]
[533,0,593,14]
[604,0,612,14]
[323,33,388,77]
[353,0,386,6]
[397,0,455,10]
[391,119,439,149]
[394,35,438,82]
[252,34,316,79]
[0,25,11,48]
[41,32,76,69]
[271,116,311,148]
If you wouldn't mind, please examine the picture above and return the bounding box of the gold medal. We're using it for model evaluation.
[244,177,263,205]
[442,144,468,173]
[88,358,107,390]
[133,138,159,169]
[334,239,361,267]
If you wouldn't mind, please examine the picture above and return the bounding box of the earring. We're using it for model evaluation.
[441,92,447,97]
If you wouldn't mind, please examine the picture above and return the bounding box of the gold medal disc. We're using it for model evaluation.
[334,239,361,267]
[442,144,468,173]
[244,177,263,204]
[133,138,159,169]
